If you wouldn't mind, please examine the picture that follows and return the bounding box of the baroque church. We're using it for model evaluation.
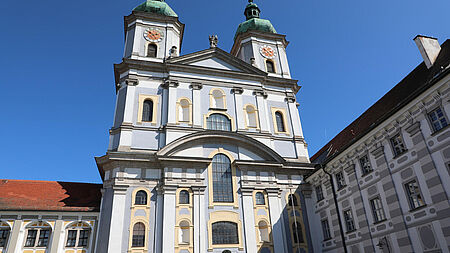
[0,1,315,253]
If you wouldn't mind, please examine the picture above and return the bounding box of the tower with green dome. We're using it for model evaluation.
[231,0,292,79]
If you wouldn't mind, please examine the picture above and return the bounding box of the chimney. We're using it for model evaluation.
[414,35,441,69]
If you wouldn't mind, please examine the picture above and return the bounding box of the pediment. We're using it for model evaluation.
[166,48,266,75]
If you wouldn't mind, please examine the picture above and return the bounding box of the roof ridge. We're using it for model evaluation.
[0,179,102,185]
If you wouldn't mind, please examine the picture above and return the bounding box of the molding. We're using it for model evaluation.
[125,78,139,86]
[405,121,422,136]
[189,82,203,90]
[253,89,268,98]
[231,87,244,95]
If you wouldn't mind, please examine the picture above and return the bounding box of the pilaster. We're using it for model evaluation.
[232,87,245,131]
[254,90,270,133]
[161,185,178,253]
[163,80,179,126]
[190,83,203,128]
[266,188,287,253]
[192,186,207,253]
[241,188,258,253]
[49,220,64,253]
[6,220,23,253]
[107,185,129,253]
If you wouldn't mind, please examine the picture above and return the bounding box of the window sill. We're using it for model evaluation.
[392,150,408,160]
[373,219,387,225]
[337,185,347,191]
[361,171,374,178]
[409,204,427,213]
[345,229,356,234]
[323,238,332,242]
[209,108,227,111]
[431,124,450,137]
[316,198,325,203]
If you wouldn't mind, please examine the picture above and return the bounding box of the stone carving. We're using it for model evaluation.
[209,35,218,48]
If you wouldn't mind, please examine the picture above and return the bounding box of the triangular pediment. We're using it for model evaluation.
[166,48,266,75]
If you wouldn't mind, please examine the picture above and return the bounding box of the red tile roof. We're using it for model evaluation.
[311,39,450,165]
[0,180,102,212]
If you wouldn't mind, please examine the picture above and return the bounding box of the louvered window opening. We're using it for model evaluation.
[142,100,154,122]
[132,223,145,247]
[275,112,285,132]
[0,230,9,247]
[266,61,275,73]
[135,191,147,205]
[212,222,239,245]
[428,107,448,132]
[212,154,234,203]
[255,192,265,205]
[207,114,231,131]
[179,190,190,204]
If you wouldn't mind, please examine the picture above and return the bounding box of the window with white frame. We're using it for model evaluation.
[370,197,386,223]
[335,171,346,190]
[404,180,425,210]
[315,185,324,201]
[0,224,10,248]
[321,219,331,240]
[390,134,407,157]
[25,229,51,247]
[359,155,373,175]
[343,209,356,232]
[428,107,448,132]
[65,222,91,248]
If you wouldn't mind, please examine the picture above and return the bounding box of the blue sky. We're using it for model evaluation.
[1,0,449,183]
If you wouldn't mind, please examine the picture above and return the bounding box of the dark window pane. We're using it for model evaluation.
[212,154,234,203]
[292,222,304,244]
[405,180,425,209]
[212,222,239,245]
[390,134,407,156]
[66,230,77,247]
[37,230,50,247]
[266,61,275,73]
[370,197,386,223]
[206,114,231,131]
[288,194,299,207]
[147,44,157,57]
[428,107,448,132]
[142,100,154,122]
[315,185,324,201]
[359,155,373,175]
[0,230,10,247]
[179,190,190,204]
[275,112,285,132]
[343,210,355,232]
[321,220,331,240]
[132,223,145,247]
[78,230,90,247]
[255,192,265,205]
[135,191,148,205]
[25,230,37,247]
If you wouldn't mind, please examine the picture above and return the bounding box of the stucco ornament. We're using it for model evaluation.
[144,28,164,42]
[260,45,276,59]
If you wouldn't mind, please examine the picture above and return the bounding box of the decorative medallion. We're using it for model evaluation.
[144,28,164,42]
[260,45,276,59]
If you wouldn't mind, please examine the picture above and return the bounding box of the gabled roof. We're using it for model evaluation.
[0,180,102,212]
[311,40,450,165]
[166,47,267,76]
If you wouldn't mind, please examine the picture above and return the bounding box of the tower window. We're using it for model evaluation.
[212,154,233,203]
[179,190,190,204]
[142,100,154,122]
[206,113,231,131]
[211,221,239,245]
[135,190,148,205]
[132,223,145,247]
[266,60,275,73]
[179,221,190,244]
[147,44,157,58]
[255,192,265,205]
[258,221,270,242]
[292,222,304,244]
[275,111,286,132]
[288,194,299,207]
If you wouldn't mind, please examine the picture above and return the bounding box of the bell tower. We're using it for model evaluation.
[123,0,185,60]
[231,0,291,78]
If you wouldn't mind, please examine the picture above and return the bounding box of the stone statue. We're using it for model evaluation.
[209,35,218,48]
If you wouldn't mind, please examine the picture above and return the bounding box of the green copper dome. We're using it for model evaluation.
[133,0,178,17]
[234,1,276,40]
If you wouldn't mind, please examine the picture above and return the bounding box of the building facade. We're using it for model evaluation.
[0,1,315,253]
[305,36,450,253]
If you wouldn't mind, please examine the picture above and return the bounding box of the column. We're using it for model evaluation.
[190,83,203,128]
[6,220,23,253]
[49,220,64,253]
[241,188,258,253]
[254,90,269,133]
[164,80,179,126]
[154,187,164,253]
[161,185,177,253]
[192,186,207,253]
[107,185,129,253]
[232,87,245,131]
[267,188,287,253]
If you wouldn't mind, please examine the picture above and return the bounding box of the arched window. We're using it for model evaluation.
[222,251,232,253]
[255,192,265,205]
[179,190,190,204]
[292,222,304,244]
[24,222,52,248]
[135,191,147,205]
[245,105,258,128]
[288,194,299,207]
[132,223,145,247]
[275,111,285,132]
[179,221,190,244]
[65,222,91,248]
[0,221,10,248]
[211,89,225,109]
[206,113,231,131]
[258,221,270,242]
[147,44,157,58]
[142,100,154,122]
[266,60,275,73]
[178,98,190,122]
[212,154,233,203]
[212,222,239,245]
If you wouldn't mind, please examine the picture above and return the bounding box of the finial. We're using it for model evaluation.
[209,35,218,48]
[248,0,253,2]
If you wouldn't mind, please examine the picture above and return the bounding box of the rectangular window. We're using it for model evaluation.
[359,155,373,175]
[316,185,324,201]
[37,230,50,247]
[390,134,407,157]
[321,219,331,240]
[343,210,356,232]
[78,230,90,247]
[405,180,425,210]
[0,230,9,247]
[335,171,346,190]
[428,107,448,132]
[370,197,386,223]
[66,230,77,247]
[25,230,37,247]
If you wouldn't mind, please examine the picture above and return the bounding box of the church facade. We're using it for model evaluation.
[0,1,315,253]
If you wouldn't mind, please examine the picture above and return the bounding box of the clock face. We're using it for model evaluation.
[260,45,276,59]
[144,28,164,42]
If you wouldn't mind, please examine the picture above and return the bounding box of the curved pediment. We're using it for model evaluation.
[157,131,285,163]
